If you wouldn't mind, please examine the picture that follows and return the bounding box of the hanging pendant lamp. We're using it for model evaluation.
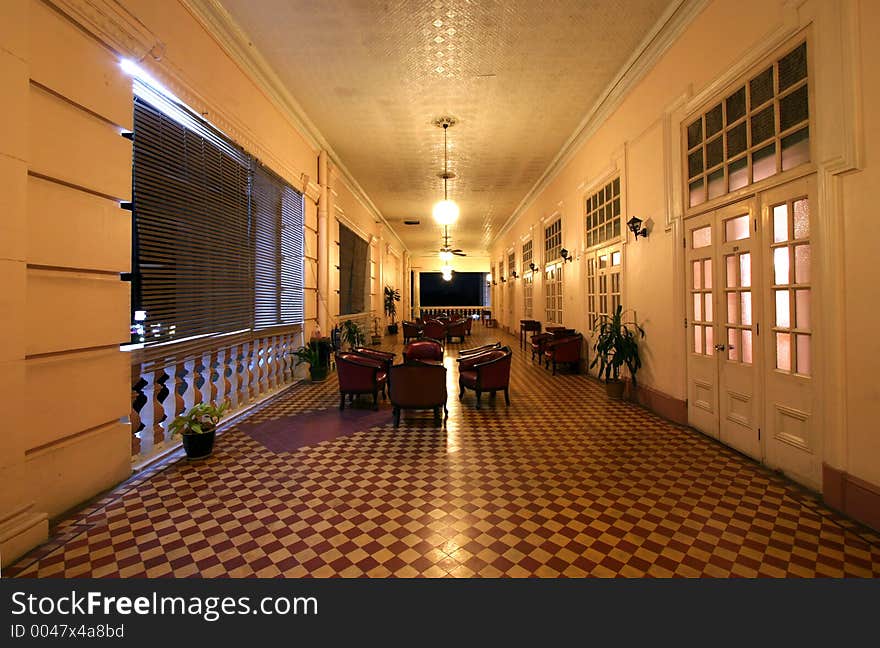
[433,118,459,226]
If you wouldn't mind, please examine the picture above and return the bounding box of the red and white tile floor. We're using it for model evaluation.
[8,328,880,577]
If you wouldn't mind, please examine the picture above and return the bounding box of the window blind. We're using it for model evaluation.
[131,85,305,350]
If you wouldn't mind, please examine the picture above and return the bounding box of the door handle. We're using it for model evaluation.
[714,344,726,351]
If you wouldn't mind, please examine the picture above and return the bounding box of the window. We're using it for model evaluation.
[585,177,621,248]
[522,240,533,270]
[545,263,563,324]
[544,219,562,262]
[523,273,533,318]
[586,246,622,330]
[686,42,809,207]
[339,224,369,315]
[508,250,516,278]
[130,82,304,347]
[771,197,811,375]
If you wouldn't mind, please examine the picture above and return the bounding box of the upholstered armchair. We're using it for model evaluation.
[464,317,473,336]
[352,347,395,376]
[422,319,447,341]
[458,347,512,409]
[402,320,422,344]
[543,334,583,375]
[335,352,388,410]
[446,319,467,343]
[389,361,448,427]
[529,333,553,362]
[459,342,501,358]
[403,338,444,363]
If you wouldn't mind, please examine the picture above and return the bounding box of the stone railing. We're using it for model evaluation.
[417,306,487,321]
[128,325,304,465]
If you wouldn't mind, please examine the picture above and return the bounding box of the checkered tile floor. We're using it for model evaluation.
[8,326,880,577]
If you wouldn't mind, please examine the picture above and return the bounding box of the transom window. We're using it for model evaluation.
[544,219,562,263]
[686,42,809,207]
[586,177,621,248]
[508,250,516,278]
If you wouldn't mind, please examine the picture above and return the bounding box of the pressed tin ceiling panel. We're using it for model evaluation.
[218,0,676,256]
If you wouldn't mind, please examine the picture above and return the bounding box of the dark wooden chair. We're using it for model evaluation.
[543,334,583,374]
[458,347,513,409]
[336,352,387,410]
[389,361,448,427]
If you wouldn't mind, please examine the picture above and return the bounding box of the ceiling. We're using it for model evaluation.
[218,0,678,256]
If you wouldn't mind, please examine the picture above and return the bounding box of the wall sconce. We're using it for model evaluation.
[560,248,573,263]
[511,271,518,279]
[492,280,497,286]
[529,262,539,273]
[500,276,507,283]
[627,216,649,240]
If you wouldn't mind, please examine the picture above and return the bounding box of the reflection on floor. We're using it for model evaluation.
[9,326,880,577]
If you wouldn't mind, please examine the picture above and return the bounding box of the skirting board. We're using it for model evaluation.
[822,464,880,533]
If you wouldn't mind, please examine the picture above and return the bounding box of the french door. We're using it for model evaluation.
[684,176,818,487]
[686,199,762,459]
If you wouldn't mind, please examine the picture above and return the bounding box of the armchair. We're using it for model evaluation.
[543,334,583,375]
[403,338,443,364]
[464,317,473,336]
[458,347,512,409]
[352,347,395,376]
[389,361,448,427]
[459,342,501,358]
[446,319,467,343]
[529,333,553,362]
[422,319,447,341]
[336,352,387,410]
[402,320,422,344]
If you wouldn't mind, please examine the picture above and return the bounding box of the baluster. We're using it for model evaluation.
[257,337,267,397]
[174,359,188,420]
[267,335,278,391]
[235,343,247,406]
[131,363,147,457]
[152,364,170,446]
[222,346,234,409]
[193,353,206,407]
[209,349,220,406]
[281,334,292,382]
[244,340,255,402]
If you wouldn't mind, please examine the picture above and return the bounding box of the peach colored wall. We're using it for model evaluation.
[840,0,880,486]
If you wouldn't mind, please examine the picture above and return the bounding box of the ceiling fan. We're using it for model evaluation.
[438,225,466,256]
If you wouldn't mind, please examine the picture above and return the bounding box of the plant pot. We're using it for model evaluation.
[181,429,215,459]
[309,365,329,382]
[370,335,382,346]
[605,380,625,400]
[387,324,398,335]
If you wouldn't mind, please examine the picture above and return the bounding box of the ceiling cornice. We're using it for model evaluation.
[179,0,408,253]
[492,0,710,247]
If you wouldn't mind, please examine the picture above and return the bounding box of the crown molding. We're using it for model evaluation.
[180,0,407,253]
[492,0,709,246]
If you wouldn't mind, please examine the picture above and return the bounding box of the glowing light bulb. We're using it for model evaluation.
[439,250,453,262]
[432,199,459,225]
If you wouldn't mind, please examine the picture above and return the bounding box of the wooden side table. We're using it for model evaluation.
[520,320,542,349]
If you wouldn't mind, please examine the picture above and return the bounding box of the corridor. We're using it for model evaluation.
[8,327,880,578]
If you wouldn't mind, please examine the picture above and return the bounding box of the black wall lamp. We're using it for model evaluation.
[529,262,539,272]
[560,248,573,263]
[500,276,507,283]
[627,216,649,240]
[511,271,518,279]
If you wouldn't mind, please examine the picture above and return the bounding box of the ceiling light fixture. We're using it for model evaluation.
[432,117,458,226]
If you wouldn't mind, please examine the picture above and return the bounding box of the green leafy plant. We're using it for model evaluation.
[589,304,645,388]
[169,401,229,437]
[341,319,366,349]
[384,286,400,324]
[293,340,327,368]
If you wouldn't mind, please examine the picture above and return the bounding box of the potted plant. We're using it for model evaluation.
[341,319,366,350]
[589,304,645,399]
[294,339,330,381]
[169,401,229,459]
[370,317,382,346]
[384,286,400,334]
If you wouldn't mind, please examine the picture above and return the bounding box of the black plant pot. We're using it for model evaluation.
[181,429,215,459]
[387,324,399,335]
[309,365,329,382]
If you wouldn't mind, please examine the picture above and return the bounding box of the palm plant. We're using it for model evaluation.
[384,286,400,333]
[589,305,645,393]
[341,319,366,349]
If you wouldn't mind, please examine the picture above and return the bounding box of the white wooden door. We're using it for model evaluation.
[716,200,762,459]
[760,177,819,488]
[686,199,763,460]
[686,212,720,439]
